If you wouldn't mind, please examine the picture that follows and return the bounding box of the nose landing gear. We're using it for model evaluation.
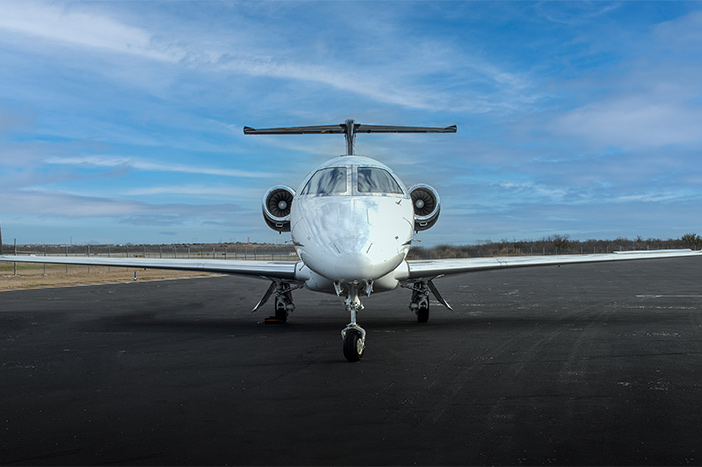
[339,282,369,362]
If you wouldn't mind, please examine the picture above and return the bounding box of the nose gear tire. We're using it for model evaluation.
[343,330,364,362]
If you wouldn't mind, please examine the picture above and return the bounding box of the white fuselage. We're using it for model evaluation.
[290,156,414,293]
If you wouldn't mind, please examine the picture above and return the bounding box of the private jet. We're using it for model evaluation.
[2,119,700,361]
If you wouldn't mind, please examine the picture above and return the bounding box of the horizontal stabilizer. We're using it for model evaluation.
[243,123,457,135]
[244,119,456,155]
[356,124,457,134]
[244,124,347,135]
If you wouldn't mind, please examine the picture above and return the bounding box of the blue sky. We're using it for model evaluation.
[1,1,701,246]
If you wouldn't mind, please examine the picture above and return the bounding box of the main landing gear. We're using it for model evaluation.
[253,279,302,323]
[401,277,453,323]
[409,282,431,322]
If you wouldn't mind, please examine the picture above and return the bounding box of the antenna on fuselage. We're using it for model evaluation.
[243,119,456,156]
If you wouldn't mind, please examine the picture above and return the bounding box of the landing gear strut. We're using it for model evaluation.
[410,284,431,322]
[404,280,431,323]
[274,288,295,322]
[340,282,368,362]
[401,277,453,323]
[252,279,302,323]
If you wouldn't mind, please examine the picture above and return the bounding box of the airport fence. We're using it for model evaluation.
[5,243,299,261]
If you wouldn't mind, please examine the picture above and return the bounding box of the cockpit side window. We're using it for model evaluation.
[357,167,403,194]
[301,167,348,195]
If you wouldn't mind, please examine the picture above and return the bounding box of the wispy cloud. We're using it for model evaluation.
[551,96,702,150]
[0,1,536,114]
[535,2,623,26]
[123,184,260,199]
[2,187,245,219]
[0,1,174,61]
[45,156,276,179]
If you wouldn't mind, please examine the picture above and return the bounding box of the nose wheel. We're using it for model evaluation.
[342,326,366,362]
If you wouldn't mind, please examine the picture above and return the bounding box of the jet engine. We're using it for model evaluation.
[408,184,440,231]
[263,185,295,232]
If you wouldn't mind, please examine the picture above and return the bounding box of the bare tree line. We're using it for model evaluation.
[407,233,702,260]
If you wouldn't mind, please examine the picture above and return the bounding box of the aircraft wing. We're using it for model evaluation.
[0,255,300,280]
[405,249,702,279]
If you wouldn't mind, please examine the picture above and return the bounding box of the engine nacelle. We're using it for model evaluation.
[263,185,295,232]
[408,184,440,232]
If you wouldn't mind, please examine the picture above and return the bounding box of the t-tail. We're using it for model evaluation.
[243,119,457,156]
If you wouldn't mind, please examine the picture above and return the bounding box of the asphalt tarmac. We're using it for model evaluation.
[1,257,701,466]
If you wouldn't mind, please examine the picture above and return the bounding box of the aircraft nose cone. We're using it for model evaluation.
[333,252,375,281]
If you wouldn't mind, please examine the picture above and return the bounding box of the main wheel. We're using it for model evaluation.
[417,303,429,323]
[275,306,288,323]
[343,330,364,362]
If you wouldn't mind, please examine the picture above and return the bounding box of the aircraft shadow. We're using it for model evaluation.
[78,310,476,335]
[77,304,673,335]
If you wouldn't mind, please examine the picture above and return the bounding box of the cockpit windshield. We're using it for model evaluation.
[301,167,348,195]
[357,167,403,194]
